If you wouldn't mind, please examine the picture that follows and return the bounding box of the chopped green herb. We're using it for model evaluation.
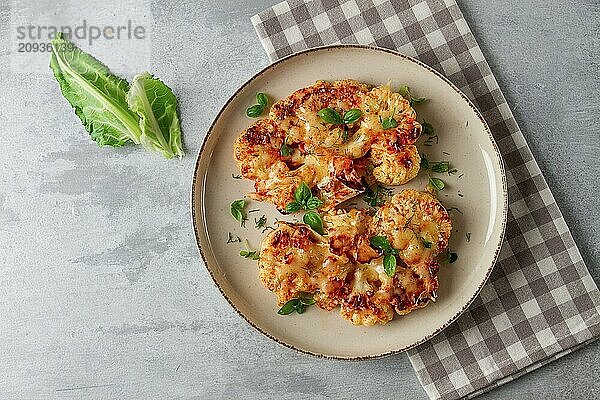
[256,92,268,107]
[240,250,260,260]
[397,84,427,106]
[230,199,246,225]
[370,235,400,276]
[255,215,267,229]
[343,109,362,124]
[317,107,343,125]
[410,96,426,105]
[430,161,450,173]
[226,232,241,244]
[277,293,316,315]
[246,93,269,118]
[280,141,292,157]
[423,240,432,248]
[231,173,242,179]
[303,211,325,235]
[364,184,393,207]
[381,115,398,130]
[428,177,446,191]
[422,121,435,136]
[246,104,264,118]
[420,156,429,170]
[466,232,471,242]
[449,252,458,263]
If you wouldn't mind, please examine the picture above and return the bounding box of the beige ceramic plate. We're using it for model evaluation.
[192,45,507,359]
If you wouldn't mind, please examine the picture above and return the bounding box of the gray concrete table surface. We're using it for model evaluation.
[0,0,598,399]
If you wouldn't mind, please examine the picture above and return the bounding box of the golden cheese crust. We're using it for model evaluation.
[258,189,452,326]
[233,80,423,211]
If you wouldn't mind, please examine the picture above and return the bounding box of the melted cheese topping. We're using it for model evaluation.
[258,189,452,326]
[234,80,423,212]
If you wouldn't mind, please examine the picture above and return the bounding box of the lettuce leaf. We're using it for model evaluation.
[49,32,142,147]
[126,72,184,159]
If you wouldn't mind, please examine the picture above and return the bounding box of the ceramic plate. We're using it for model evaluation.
[191,45,507,359]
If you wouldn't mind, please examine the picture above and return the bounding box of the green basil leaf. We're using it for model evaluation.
[370,235,391,251]
[277,299,297,315]
[246,104,264,118]
[285,201,302,213]
[280,142,292,157]
[295,302,306,314]
[422,121,435,136]
[383,254,397,276]
[230,199,246,223]
[411,96,427,105]
[343,109,362,124]
[398,85,411,99]
[240,250,260,260]
[305,196,323,210]
[256,92,268,107]
[303,211,325,235]
[420,156,429,170]
[430,161,450,173]
[299,297,316,306]
[381,116,398,130]
[294,182,311,204]
[422,240,432,249]
[317,107,343,125]
[428,177,446,191]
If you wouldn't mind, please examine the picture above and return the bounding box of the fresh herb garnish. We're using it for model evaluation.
[316,107,363,126]
[246,92,269,118]
[240,250,260,260]
[278,292,316,315]
[422,121,435,136]
[255,215,267,229]
[50,32,184,158]
[303,211,325,235]
[280,140,292,157]
[398,84,427,106]
[230,199,247,226]
[428,177,446,191]
[466,232,471,242]
[231,173,242,179]
[440,249,458,263]
[364,184,393,207]
[423,240,433,248]
[286,182,322,212]
[226,232,241,244]
[381,114,398,129]
[369,235,400,276]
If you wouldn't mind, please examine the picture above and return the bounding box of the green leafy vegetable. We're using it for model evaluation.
[381,115,398,130]
[277,293,316,315]
[50,32,141,147]
[317,108,344,125]
[303,211,324,235]
[383,254,397,276]
[364,184,393,207]
[285,201,302,213]
[370,235,399,276]
[240,250,260,260]
[246,92,269,118]
[280,141,292,157]
[343,109,362,124]
[422,121,435,136]
[126,71,184,159]
[428,177,446,191]
[256,92,268,107]
[305,196,323,210]
[398,84,427,106]
[246,104,264,118]
[430,161,450,173]
[294,182,312,204]
[230,199,246,225]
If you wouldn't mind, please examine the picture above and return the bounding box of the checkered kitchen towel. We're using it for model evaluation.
[251,0,600,398]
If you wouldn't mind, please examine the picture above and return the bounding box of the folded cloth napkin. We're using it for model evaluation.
[251,0,600,398]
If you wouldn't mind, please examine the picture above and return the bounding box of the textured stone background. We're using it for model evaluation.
[0,0,598,399]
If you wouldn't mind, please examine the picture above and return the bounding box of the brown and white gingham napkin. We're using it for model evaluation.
[251,0,600,398]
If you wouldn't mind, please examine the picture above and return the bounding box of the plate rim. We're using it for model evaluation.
[191,43,509,360]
